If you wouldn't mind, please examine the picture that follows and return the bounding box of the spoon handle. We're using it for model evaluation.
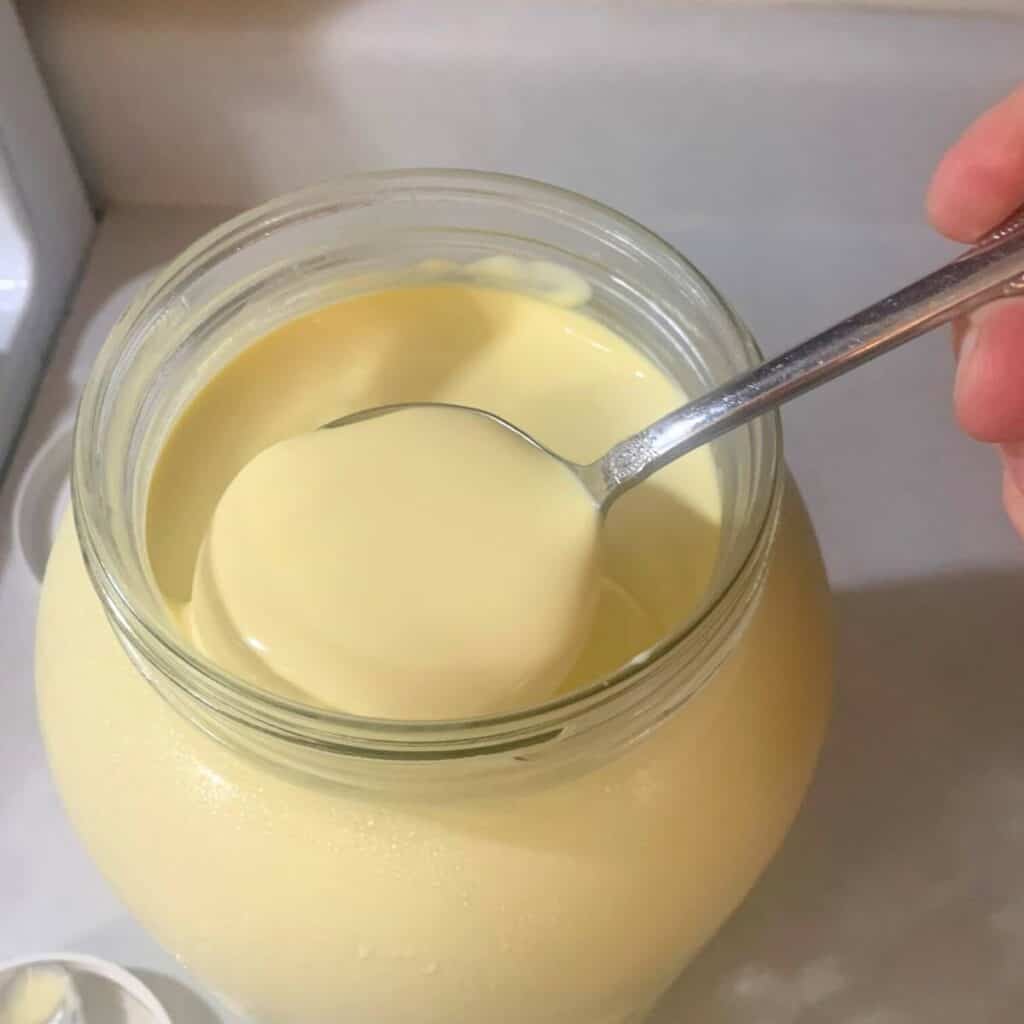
[590,209,1024,504]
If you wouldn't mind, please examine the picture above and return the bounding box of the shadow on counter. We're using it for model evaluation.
[656,569,1024,1024]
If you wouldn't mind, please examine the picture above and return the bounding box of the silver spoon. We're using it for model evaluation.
[327,212,1024,510]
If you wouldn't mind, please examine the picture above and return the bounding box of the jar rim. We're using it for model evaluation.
[72,169,782,768]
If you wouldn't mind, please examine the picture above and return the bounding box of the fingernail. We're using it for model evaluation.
[957,321,980,365]
[951,317,969,362]
[999,441,1024,495]
[953,321,982,403]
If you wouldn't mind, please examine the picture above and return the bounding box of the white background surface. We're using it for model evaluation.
[3,3,1024,1022]
[16,3,1024,215]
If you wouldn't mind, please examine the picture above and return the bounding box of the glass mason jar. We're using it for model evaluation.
[36,172,832,1024]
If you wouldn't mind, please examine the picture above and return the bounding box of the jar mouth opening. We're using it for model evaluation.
[72,170,782,759]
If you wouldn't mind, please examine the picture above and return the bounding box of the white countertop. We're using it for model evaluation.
[2,204,1023,1023]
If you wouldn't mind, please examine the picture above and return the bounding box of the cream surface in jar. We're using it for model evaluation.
[186,405,605,719]
[36,174,833,1024]
[150,284,723,716]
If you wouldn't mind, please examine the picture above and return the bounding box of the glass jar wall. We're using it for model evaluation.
[36,172,832,1024]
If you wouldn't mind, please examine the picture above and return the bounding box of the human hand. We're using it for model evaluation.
[927,85,1024,538]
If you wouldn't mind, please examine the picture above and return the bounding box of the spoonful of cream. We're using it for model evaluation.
[188,212,1024,719]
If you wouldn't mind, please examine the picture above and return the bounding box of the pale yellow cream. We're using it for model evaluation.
[37,280,833,1024]
[188,407,601,718]
[0,968,72,1024]
[148,284,724,709]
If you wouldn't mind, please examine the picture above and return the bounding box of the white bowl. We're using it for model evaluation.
[0,953,173,1024]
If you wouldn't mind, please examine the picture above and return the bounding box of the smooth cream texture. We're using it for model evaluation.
[37,280,833,1024]
[189,407,601,718]
[148,284,723,703]
[39,492,832,1024]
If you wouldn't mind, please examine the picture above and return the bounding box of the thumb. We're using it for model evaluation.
[953,297,1024,443]
[954,296,1024,539]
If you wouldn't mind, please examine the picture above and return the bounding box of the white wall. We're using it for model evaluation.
[17,1,1022,231]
